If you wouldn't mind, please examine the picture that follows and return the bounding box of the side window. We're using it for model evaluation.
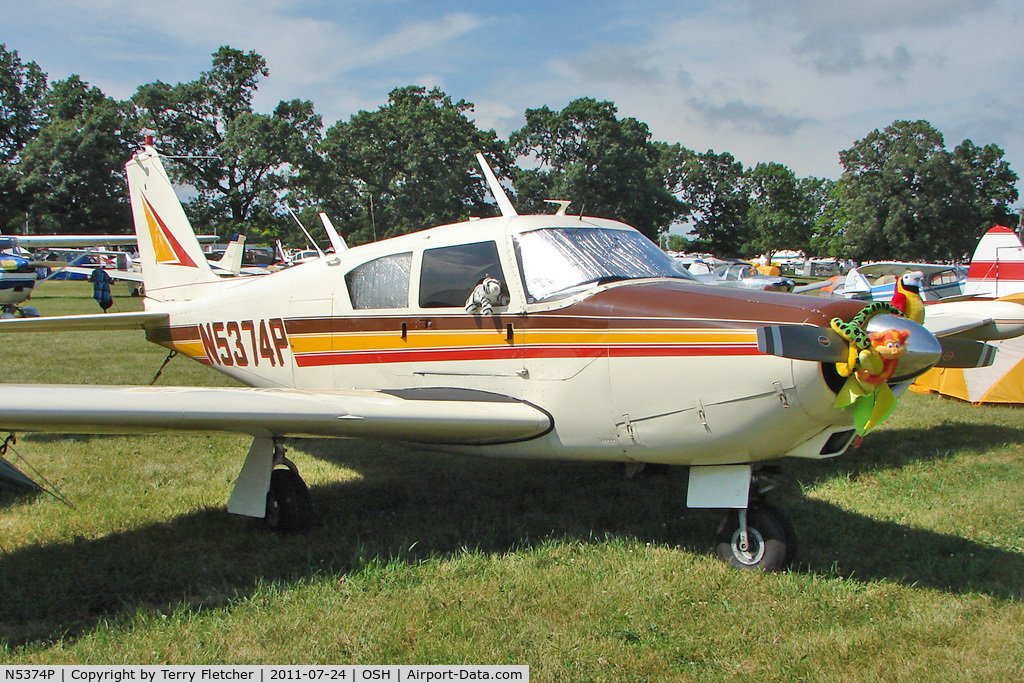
[419,241,506,308]
[345,252,412,309]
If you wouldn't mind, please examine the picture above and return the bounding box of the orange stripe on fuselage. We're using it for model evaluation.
[290,327,759,368]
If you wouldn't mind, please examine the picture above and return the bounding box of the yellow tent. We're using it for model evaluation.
[912,294,1024,404]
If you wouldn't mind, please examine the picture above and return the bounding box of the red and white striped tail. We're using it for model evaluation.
[964,225,1024,298]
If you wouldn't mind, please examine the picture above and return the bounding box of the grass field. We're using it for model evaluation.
[1,282,1023,680]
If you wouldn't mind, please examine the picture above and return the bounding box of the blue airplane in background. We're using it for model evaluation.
[0,236,45,318]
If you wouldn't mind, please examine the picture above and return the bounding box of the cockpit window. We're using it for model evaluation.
[513,227,696,302]
[419,241,506,308]
[345,252,412,309]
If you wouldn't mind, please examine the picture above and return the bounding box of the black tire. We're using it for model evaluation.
[714,504,794,571]
[265,468,314,532]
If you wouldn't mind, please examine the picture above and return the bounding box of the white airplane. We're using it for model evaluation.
[0,142,1013,571]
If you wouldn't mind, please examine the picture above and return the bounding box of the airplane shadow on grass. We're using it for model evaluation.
[1,422,1022,648]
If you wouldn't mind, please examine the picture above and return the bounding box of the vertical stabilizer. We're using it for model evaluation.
[964,225,1024,298]
[126,143,220,300]
[211,234,246,275]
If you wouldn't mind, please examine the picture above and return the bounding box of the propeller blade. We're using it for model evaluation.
[756,325,847,363]
[934,337,998,368]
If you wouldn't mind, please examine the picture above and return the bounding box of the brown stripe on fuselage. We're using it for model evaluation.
[285,281,866,334]
[544,281,867,330]
[146,324,200,344]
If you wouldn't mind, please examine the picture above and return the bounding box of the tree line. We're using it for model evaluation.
[1,44,1018,262]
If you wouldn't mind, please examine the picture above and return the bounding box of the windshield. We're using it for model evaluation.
[513,227,696,302]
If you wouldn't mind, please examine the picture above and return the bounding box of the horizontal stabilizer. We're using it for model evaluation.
[0,311,167,333]
[0,385,553,446]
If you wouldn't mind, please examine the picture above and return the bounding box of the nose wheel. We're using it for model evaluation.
[714,503,796,571]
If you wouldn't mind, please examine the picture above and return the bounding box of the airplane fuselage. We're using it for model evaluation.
[142,213,866,467]
[0,255,38,309]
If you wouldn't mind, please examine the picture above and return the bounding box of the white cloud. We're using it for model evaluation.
[508,0,1024,182]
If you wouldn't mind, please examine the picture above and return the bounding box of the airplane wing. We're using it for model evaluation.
[923,300,1024,341]
[0,311,167,332]
[0,385,552,445]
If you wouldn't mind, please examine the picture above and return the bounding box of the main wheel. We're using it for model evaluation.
[714,504,794,571]
[265,468,314,532]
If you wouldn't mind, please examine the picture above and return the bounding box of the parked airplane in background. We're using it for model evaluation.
[0,234,142,317]
[0,241,43,318]
[688,259,796,292]
[963,225,1024,298]
[0,143,1015,571]
[835,262,966,302]
[802,226,1024,303]
[63,233,254,297]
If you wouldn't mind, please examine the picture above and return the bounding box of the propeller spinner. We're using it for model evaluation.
[757,313,995,380]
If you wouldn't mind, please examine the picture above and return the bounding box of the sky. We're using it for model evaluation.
[4,0,1024,205]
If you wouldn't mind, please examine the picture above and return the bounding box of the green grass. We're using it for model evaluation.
[1,282,1023,680]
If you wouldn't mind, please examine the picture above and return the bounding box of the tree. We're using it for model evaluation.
[317,85,507,244]
[509,98,684,242]
[0,44,47,232]
[133,46,322,238]
[665,148,749,257]
[835,119,1018,262]
[808,178,850,257]
[17,76,138,234]
[951,139,1019,251]
[743,162,818,261]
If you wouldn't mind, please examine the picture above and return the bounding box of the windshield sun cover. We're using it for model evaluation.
[514,227,695,303]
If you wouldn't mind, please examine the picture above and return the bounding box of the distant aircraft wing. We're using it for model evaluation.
[7,234,218,247]
[11,235,139,248]
[61,266,144,283]
[0,385,553,446]
[0,311,167,333]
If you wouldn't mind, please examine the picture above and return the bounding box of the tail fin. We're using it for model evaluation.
[210,233,246,276]
[126,142,220,300]
[964,225,1024,298]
